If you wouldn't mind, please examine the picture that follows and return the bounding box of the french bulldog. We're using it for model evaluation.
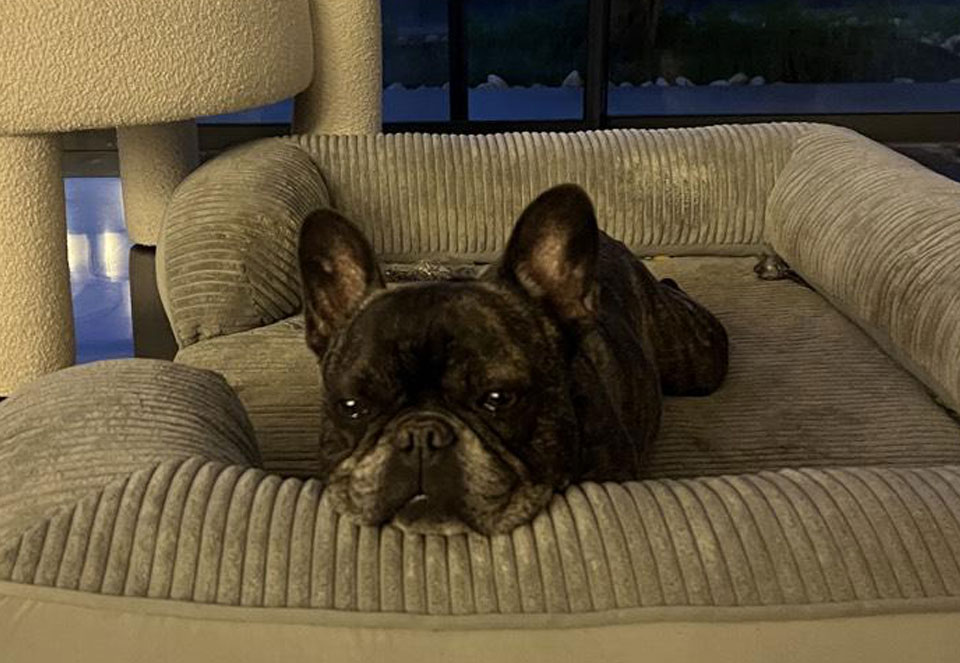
[298,184,727,535]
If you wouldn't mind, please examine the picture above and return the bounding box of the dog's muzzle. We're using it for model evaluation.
[384,411,462,510]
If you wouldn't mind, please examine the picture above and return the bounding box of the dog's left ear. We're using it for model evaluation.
[298,209,385,356]
[498,184,600,324]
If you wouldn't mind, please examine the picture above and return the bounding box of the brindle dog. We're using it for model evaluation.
[298,184,727,535]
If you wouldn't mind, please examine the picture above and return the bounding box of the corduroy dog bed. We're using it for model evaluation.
[2,123,959,662]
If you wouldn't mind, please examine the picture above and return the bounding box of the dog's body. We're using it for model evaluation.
[298,185,727,534]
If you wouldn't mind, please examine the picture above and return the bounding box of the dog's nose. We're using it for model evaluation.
[393,417,455,452]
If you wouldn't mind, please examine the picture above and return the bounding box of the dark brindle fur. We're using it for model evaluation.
[298,184,727,535]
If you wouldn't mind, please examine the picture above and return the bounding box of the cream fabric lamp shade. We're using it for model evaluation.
[0,0,382,396]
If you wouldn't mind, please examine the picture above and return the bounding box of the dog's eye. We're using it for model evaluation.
[336,398,369,420]
[478,390,517,413]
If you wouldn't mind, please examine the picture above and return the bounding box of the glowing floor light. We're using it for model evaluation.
[97,231,130,281]
[66,233,91,278]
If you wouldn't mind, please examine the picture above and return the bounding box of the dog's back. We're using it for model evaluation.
[598,234,729,395]
[572,232,729,480]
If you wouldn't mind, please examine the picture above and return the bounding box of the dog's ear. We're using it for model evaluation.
[298,209,385,356]
[498,184,600,324]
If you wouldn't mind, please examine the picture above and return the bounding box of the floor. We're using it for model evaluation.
[62,142,960,370]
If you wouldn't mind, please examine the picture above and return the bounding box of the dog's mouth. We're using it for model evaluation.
[397,492,444,519]
[390,493,470,534]
[392,480,516,523]
[326,478,474,535]
[325,413,557,535]
[327,469,554,536]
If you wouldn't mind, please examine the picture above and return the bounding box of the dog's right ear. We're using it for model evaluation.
[298,209,385,356]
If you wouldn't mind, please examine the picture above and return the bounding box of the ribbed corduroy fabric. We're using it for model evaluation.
[175,258,960,480]
[0,360,260,542]
[158,139,331,348]
[767,125,960,412]
[286,126,807,259]
[176,317,325,474]
[5,457,960,614]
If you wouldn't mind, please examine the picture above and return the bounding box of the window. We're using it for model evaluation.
[466,0,588,120]
[383,0,450,121]
[608,0,960,116]
[194,1,960,142]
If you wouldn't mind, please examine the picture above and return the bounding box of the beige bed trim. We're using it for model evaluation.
[5,580,960,629]
[3,582,960,663]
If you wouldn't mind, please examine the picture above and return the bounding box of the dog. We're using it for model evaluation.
[298,184,728,535]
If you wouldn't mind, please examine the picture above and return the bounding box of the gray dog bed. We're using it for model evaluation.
[2,123,959,661]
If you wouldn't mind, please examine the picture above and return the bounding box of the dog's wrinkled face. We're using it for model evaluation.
[298,185,600,535]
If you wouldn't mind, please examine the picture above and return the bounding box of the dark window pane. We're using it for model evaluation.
[468,0,588,120]
[608,0,960,116]
[198,99,293,125]
[383,0,450,122]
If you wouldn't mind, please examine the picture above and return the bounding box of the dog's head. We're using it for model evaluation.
[298,185,601,534]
